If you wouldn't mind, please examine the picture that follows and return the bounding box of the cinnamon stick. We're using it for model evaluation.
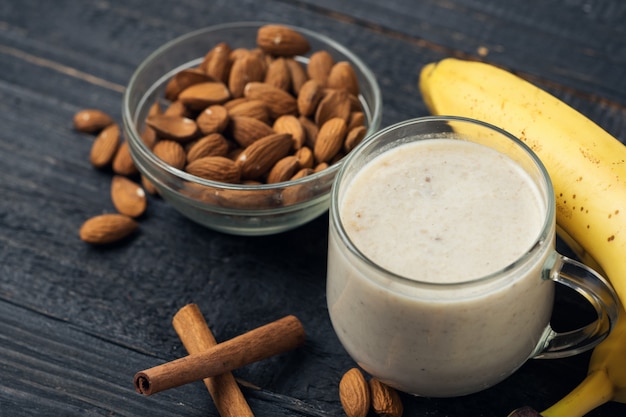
[172,304,254,417]
[134,314,305,396]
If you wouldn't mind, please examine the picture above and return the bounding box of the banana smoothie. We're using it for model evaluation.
[327,137,555,396]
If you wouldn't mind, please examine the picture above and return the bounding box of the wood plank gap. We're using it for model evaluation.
[0,44,126,93]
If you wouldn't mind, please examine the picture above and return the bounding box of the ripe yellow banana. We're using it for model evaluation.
[419,58,626,416]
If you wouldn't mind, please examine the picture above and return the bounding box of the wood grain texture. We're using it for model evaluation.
[1,0,625,416]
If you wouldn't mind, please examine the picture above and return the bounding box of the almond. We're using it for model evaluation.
[152,140,186,170]
[290,167,314,181]
[186,133,230,163]
[344,125,367,153]
[196,105,230,134]
[294,146,314,169]
[186,156,241,184]
[256,25,311,56]
[297,79,324,117]
[307,50,334,86]
[264,57,291,91]
[347,111,365,131]
[79,213,138,245]
[243,82,297,118]
[178,81,231,111]
[314,117,347,163]
[146,114,198,142]
[90,123,120,168]
[73,109,115,133]
[165,68,217,101]
[327,61,360,96]
[273,115,306,149]
[339,368,370,417]
[299,116,319,148]
[228,53,266,98]
[227,99,270,123]
[163,100,191,117]
[201,42,232,82]
[285,58,308,94]
[111,175,147,218]
[369,378,403,417]
[266,155,300,184]
[236,133,293,180]
[112,141,138,176]
[229,116,275,148]
[215,188,281,209]
[315,89,352,126]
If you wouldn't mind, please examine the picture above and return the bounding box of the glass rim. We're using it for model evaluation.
[330,115,556,289]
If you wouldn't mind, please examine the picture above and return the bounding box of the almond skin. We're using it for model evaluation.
[152,140,187,170]
[327,61,360,96]
[146,114,198,142]
[178,81,231,111]
[186,133,230,163]
[256,25,311,56]
[110,175,147,218]
[196,105,230,135]
[112,141,138,176]
[314,117,347,163]
[339,368,370,417]
[243,82,297,119]
[236,133,293,180]
[369,378,403,417]
[186,156,241,184]
[229,116,276,148]
[90,123,120,168]
[79,213,138,245]
[307,50,334,86]
[273,115,306,150]
[264,57,291,91]
[266,155,300,184]
[73,109,115,133]
[228,53,266,98]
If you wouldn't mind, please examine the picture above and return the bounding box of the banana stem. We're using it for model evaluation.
[541,370,614,417]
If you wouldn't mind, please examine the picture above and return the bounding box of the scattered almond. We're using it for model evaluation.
[73,109,115,133]
[339,368,370,417]
[90,123,120,168]
[369,378,403,417]
[111,175,147,218]
[79,213,138,245]
[112,141,138,176]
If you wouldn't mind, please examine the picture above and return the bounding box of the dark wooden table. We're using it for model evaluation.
[2,1,626,416]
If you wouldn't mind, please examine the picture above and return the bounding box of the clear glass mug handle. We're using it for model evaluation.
[533,253,620,359]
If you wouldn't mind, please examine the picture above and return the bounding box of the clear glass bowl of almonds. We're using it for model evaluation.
[122,21,382,235]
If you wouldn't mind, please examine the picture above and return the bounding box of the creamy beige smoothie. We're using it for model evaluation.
[327,138,555,397]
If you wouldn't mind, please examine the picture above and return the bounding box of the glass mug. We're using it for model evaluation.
[326,116,619,397]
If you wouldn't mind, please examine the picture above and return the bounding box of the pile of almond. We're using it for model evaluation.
[74,24,369,241]
[339,368,404,417]
[140,24,367,191]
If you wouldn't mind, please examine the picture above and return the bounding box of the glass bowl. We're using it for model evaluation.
[122,21,382,235]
